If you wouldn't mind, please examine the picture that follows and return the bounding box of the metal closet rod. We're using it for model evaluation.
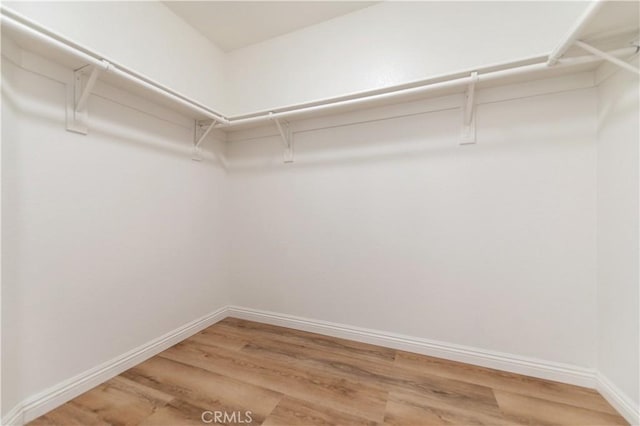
[227,48,636,127]
[2,6,636,130]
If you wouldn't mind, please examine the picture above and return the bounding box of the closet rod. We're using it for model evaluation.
[0,9,230,125]
[226,46,637,127]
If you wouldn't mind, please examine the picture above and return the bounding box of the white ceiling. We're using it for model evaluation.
[163,1,377,52]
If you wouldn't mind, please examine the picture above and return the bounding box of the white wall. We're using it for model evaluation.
[1,48,229,418]
[225,1,588,115]
[2,55,20,420]
[596,60,640,414]
[226,80,598,369]
[4,1,228,111]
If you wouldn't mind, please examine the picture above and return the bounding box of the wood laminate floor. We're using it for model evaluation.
[30,318,627,426]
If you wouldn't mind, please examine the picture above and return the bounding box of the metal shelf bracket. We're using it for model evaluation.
[66,60,110,134]
[461,71,478,145]
[271,112,294,163]
[574,40,640,76]
[192,119,219,161]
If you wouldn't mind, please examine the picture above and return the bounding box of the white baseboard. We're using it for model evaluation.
[2,306,229,426]
[1,404,23,426]
[5,304,636,425]
[596,372,640,425]
[227,305,596,388]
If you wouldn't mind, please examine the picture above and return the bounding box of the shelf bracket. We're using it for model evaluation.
[192,119,219,161]
[460,71,478,145]
[66,60,110,135]
[574,40,640,76]
[270,113,294,163]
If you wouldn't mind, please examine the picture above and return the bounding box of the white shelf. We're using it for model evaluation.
[1,2,638,134]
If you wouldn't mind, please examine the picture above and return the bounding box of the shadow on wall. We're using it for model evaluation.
[597,74,640,131]
[225,93,591,174]
[227,107,464,172]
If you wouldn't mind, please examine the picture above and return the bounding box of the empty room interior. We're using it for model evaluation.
[1,1,639,425]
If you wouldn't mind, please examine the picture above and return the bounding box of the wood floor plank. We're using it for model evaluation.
[262,396,377,426]
[239,338,396,390]
[28,402,111,426]
[240,335,503,418]
[217,318,397,364]
[159,338,389,422]
[387,367,504,417]
[29,376,173,426]
[395,350,620,416]
[137,402,205,426]
[139,399,258,426]
[384,389,519,426]
[186,326,251,352]
[121,355,282,423]
[494,390,628,426]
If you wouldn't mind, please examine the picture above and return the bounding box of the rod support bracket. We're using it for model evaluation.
[192,119,218,161]
[66,61,108,135]
[574,40,640,76]
[270,113,294,163]
[460,71,478,145]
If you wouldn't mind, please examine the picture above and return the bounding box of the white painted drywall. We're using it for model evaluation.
[225,1,589,115]
[226,81,598,368]
[596,60,640,412]
[0,51,229,418]
[4,1,228,111]
[163,1,377,52]
[1,54,20,421]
